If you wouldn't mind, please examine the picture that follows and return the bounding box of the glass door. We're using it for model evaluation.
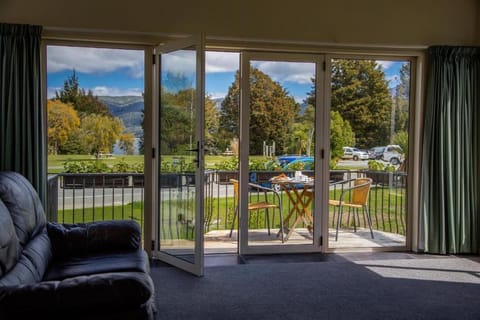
[153,36,205,276]
[238,52,327,254]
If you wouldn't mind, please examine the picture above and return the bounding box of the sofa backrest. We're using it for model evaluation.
[0,171,48,281]
[0,198,21,277]
[0,172,46,246]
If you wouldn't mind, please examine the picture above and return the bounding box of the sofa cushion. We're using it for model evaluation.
[0,172,46,246]
[47,220,141,259]
[0,199,21,277]
[44,249,150,281]
[0,231,52,286]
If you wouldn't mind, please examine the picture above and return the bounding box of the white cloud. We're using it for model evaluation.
[91,86,143,97]
[206,91,227,100]
[376,60,395,70]
[205,52,239,73]
[47,87,61,99]
[47,46,144,78]
[293,96,305,104]
[161,50,196,76]
[47,86,143,98]
[252,61,315,84]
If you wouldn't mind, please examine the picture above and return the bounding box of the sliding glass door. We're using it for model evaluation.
[238,52,328,254]
[153,36,205,276]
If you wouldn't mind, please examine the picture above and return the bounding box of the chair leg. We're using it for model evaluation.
[279,205,284,243]
[229,206,239,238]
[331,206,336,228]
[276,204,285,243]
[266,208,271,235]
[365,205,374,239]
[335,205,343,241]
[353,208,357,233]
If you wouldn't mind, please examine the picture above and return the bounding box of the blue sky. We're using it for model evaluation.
[47,46,404,102]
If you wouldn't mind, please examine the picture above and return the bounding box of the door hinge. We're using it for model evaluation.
[322,61,326,71]
[152,148,156,159]
[152,54,156,65]
[321,149,325,159]
[151,240,156,250]
[319,236,323,246]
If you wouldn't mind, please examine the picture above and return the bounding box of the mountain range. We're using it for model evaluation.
[98,96,311,138]
[98,96,144,138]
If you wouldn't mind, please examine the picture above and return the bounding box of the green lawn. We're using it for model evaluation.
[55,185,406,241]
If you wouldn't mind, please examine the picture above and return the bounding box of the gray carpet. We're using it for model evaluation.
[152,253,480,320]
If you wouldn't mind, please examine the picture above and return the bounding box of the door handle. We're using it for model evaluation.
[187,141,200,168]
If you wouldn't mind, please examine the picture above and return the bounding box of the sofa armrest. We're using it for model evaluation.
[47,220,141,258]
[0,271,154,317]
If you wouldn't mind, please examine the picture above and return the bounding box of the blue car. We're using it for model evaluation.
[277,155,310,167]
[282,157,314,170]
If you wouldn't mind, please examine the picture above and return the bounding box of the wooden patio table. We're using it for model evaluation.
[271,176,314,241]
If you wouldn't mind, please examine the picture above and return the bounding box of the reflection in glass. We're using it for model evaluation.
[159,49,197,262]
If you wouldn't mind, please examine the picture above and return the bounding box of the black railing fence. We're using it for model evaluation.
[47,170,407,238]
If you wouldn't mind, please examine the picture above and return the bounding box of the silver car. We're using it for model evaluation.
[342,147,369,161]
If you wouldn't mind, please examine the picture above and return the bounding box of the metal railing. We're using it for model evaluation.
[47,170,407,237]
[48,173,145,229]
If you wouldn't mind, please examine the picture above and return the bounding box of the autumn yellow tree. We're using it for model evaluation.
[118,132,136,155]
[47,100,80,155]
[80,114,124,158]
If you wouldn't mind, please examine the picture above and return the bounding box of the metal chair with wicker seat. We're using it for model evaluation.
[229,179,284,243]
[329,177,374,241]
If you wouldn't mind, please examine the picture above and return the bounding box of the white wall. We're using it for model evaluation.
[0,0,478,46]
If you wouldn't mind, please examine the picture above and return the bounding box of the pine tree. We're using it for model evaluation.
[56,69,79,105]
[306,59,392,149]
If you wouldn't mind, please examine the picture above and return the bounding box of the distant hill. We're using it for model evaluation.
[98,96,144,138]
[213,97,224,109]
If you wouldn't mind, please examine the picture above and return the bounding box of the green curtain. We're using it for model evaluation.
[0,23,45,205]
[420,46,480,254]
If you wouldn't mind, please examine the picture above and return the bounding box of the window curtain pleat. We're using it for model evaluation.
[420,46,480,254]
[0,23,45,205]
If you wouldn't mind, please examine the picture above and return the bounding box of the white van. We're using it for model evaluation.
[382,145,404,165]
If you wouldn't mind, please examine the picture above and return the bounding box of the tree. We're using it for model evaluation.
[218,72,240,152]
[138,109,145,155]
[330,110,355,159]
[307,60,392,149]
[55,69,79,105]
[160,88,193,154]
[118,132,136,155]
[55,70,111,117]
[220,68,299,155]
[392,62,410,137]
[47,100,80,155]
[330,59,392,148]
[288,104,315,156]
[79,114,124,157]
[204,95,219,154]
[74,89,111,116]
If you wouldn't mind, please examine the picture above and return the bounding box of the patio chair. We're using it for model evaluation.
[229,179,284,243]
[329,178,374,241]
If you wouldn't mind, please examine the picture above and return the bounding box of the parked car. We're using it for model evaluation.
[282,157,314,170]
[277,155,310,167]
[368,146,386,160]
[382,145,404,165]
[342,147,369,161]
